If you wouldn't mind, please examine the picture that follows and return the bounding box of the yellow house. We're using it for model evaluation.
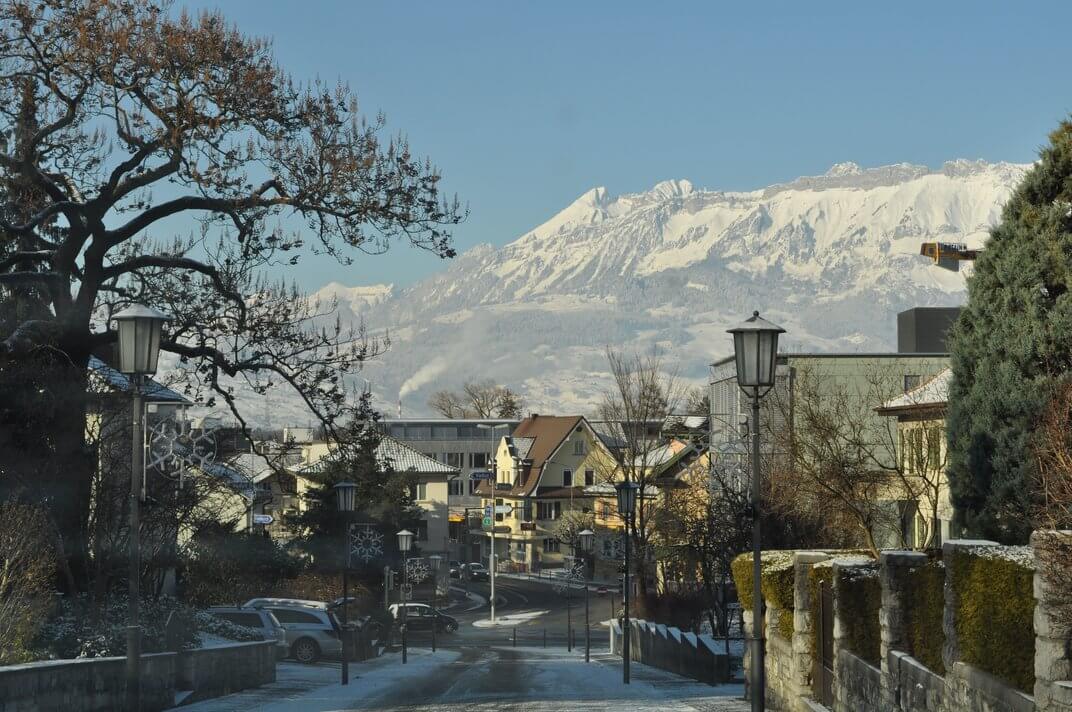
[476,414,620,570]
[875,367,955,548]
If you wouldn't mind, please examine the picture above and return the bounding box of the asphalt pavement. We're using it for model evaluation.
[173,646,749,712]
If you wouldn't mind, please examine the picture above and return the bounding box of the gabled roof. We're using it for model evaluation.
[89,356,189,404]
[478,415,585,497]
[295,434,458,477]
[876,367,951,415]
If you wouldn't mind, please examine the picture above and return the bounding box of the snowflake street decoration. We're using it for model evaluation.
[405,558,430,584]
[147,416,218,485]
[553,562,586,595]
[348,524,383,565]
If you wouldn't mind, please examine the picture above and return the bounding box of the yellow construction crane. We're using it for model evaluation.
[919,242,981,272]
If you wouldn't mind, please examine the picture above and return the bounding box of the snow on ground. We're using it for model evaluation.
[472,610,549,628]
[171,646,749,712]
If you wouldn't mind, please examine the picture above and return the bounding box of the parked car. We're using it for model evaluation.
[449,560,462,578]
[206,606,288,658]
[387,603,459,633]
[464,562,489,581]
[244,600,342,663]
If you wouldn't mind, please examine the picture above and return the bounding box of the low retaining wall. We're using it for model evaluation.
[176,641,276,703]
[0,652,175,712]
[0,641,277,712]
[609,618,734,685]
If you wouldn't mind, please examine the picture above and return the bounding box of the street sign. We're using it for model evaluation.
[484,505,493,516]
[491,525,511,534]
[470,470,494,480]
[482,516,493,528]
[494,504,513,515]
[252,514,273,525]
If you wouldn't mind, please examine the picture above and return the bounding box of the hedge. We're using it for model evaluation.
[807,557,879,668]
[731,551,796,640]
[903,556,945,675]
[834,563,881,666]
[948,546,1035,693]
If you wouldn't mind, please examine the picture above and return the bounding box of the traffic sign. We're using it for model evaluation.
[491,525,511,534]
[470,470,494,480]
[252,514,273,525]
[482,516,493,528]
[494,504,513,515]
[484,505,493,517]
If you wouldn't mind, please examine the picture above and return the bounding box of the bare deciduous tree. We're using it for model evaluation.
[0,502,56,663]
[428,381,524,419]
[595,348,684,601]
[0,0,462,589]
[1033,384,1072,632]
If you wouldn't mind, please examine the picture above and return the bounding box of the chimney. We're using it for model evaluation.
[398,399,402,419]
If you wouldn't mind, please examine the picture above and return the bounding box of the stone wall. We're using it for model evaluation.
[0,641,277,712]
[176,641,277,703]
[835,650,881,712]
[0,652,175,712]
[735,534,1072,712]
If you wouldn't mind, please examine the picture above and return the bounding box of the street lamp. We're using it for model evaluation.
[397,529,414,664]
[476,421,512,624]
[727,310,784,712]
[334,481,357,685]
[615,480,639,684]
[577,528,595,663]
[113,304,171,712]
[429,554,442,653]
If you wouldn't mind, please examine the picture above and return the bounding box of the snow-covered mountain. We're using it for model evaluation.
[221,159,1031,423]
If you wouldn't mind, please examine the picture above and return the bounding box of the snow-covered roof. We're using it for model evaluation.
[296,434,458,476]
[877,367,951,412]
[89,356,189,403]
[508,436,535,460]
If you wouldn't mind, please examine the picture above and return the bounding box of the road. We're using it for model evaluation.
[175,647,748,712]
[437,575,614,649]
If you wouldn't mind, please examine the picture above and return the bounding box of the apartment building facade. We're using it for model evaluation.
[379,418,518,561]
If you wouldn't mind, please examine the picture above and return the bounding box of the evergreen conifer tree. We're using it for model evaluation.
[947,120,1072,543]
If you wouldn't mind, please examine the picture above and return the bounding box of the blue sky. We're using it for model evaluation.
[182,1,1072,291]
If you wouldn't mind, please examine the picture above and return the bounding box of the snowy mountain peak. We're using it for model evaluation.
[650,178,694,199]
[313,282,394,313]
[825,161,863,177]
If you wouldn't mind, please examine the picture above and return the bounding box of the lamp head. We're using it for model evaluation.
[726,310,785,392]
[112,304,171,377]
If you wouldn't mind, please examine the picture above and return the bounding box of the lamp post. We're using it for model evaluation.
[334,481,357,685]
[113,305,170,712]
[615,480,639,684]
[476,422,512,624]
[429,554,442,653]
[397,529,414,664]
[578,528,595,663]
[727,310,785,712]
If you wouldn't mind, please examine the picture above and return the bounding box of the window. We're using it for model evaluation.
[562,469,573,487]
[537,501,562,520]
[543,538,560,553]
[215,612,264,628]
[584,469,595,486]
[904,375,921,392]
[445,452,465,468]
[410,482,428,501]
[471,452,489,469]
[522,500,533,521]
[416,521,429,541]
[495,498,504,522]
[469,479,480,495]
[573,439,586,455]
[448,479,464,497]
[269,609,323,625]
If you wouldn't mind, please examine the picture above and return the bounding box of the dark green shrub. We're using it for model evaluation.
[835,565,881,666]
[903,556,946,674]
[949,547,1035,692]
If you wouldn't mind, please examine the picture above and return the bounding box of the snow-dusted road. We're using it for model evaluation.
[173,647,748,712]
